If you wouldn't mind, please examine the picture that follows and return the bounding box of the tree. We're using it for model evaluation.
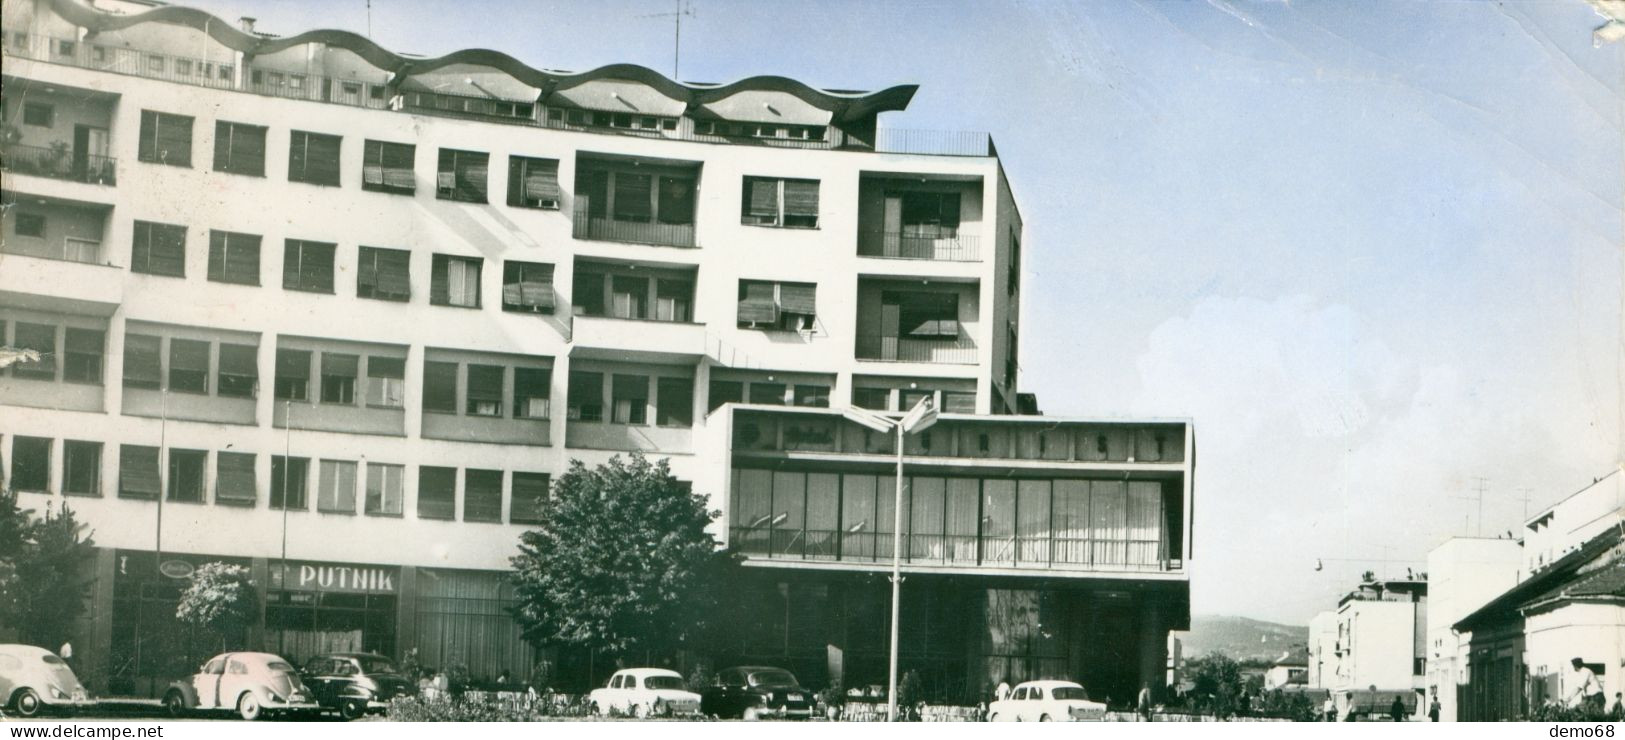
[0,493,96,649]
[510,454,733,664]
[176,562,258,649]
[1187,652,1245,719]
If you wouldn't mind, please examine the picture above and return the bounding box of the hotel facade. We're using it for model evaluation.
[0,0,1195,704]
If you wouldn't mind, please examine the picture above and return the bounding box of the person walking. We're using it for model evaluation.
[1428,697,1441,722]
[1322,695,1337,722]
[1137,683,1152,722]
[1610,692,1623,721]
[1389,695,1406,722]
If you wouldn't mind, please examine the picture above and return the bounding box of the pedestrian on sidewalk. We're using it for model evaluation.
[1428,697,1440,722]
[1389,695,1405,722]
[1137,683,1152,722]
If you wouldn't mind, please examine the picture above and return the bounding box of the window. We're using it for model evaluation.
[216,452,256,505]
[317,460,358,514]
[14,213,44,238]
[63,328,104,384]
[795,384,830,408]
[612,374,648,424]
[207,230,261,285]
[362,140,415,194]
[742,177,820,228]
[282,240,336,294]
[422,361,458,413]
[357,247,411,301]
[655,279,692,322]
[501,261,555,314]
[365,357,405,408]
[573,271,605,315]
[567,371,603,421]
[737,281,816,331]
[320,353,358,405]
[436,149,489,203]
[131,221,187,277]
[1008,226,1021,296]
[123,334,162,390]
[510,472,550,525]
[943,391,976,414]
[657,176,696,225]
[613,173,652,222]
[887,291,959,338]
[365,463,404,516]
[217,343,258,398]
[62,440,101,496]
[466,364,505,417]
[507,156,560,209]
[899,191,961,235]
[852,387,890,411]
[417,466,456,520]
[430,255,482,308]
[1005,324,1018,387]
[707,380,742,413]
[288,130,341,186]
[578,168,697,226]
[514,367,551,420]
[270,456,310,510]
[167,339,210,394]
[213,121,267,176]
[10,437,51,491]
[610,276,647,319]
[656,377,692,427]
[12,323,56,379]
[138,110,193,167]
[22,102,52,127]
[167,449,206,503]
[464,469,502,523]
[118,445,160,500]
[274,348,311,400]
[749,383,787,405]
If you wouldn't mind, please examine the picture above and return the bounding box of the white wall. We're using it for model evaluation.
[1425,537,1523,720]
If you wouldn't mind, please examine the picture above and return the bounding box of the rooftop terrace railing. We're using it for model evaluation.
[7,31,997,158]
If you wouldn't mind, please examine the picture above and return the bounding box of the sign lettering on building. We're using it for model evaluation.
[270,561,398,594]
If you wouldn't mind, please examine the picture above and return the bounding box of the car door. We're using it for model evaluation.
[221,657,252,708]
[606,674,626,712]
[1013,686,1033,721]
[303,658,334,706]
[193,658,225,708]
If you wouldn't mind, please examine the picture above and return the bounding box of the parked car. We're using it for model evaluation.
[0,645,93,717]
[300,653,416,720]
[987,679,1107,721]
[699,666,814,720]
[588,668,702,718]
[163,652,320,720]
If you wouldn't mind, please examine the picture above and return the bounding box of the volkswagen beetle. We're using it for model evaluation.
[163,652,319,720]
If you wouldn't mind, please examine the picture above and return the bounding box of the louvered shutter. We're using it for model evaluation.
[377,249,410,298]
[120,445,161,499]
[737,281,779,323]
[778,283,817,315]
[122,335,162,388]
[430,255,451,305]
[209,231,261,285]
[747,177,778,218]
[459,152,488,202]
[614,174,652,220]
[383,143,415,190]
[783,179,819,217]
[523,159,560,201]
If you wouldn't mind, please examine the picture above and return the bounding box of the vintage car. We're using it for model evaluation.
[987,679,1108,722]
[699,666,814,720]
[587,668,702,718]
[0,644,93,717]
[163,652,320,720]
[300,653,416,720]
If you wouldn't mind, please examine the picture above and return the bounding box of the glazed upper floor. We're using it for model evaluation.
[2,0,995,158]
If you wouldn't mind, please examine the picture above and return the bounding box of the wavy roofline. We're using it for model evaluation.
[48,0,917,122]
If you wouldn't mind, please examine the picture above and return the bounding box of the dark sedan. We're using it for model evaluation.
[299,653,416,719]
[699,666,814,720]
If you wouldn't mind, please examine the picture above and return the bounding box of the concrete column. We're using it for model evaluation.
[250,557,269,650]
[81,547,117,695]
[396,566,418,662]
[1138,598,1165,701]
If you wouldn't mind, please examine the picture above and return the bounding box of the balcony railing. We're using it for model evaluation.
[857,229,980,261]
[855,332,978,365]
[729,527,1179,573]
[1,237,104,264]
[873,128,994,157]
[0,143,117,185]
[571,200,697,248]
[245,69,390,109]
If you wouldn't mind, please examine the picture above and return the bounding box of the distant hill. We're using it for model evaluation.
[1173,615,1307,664]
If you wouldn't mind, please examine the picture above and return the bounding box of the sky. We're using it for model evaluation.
[182,0,1625,624]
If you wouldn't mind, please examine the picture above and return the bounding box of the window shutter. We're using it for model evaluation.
[158,113,193,166]
[657,176,695,225]
[778,282,817,315]
[467,364,504,404]
[216,452,257,503]
[614,174,653,220]
[219,344,258,376]
[138,110,159,162]
[209,231,260,285]
[289,131,308,181]
[170,339,209,374]
[378,249,410,297]
[737,281,779,323]
[322,353,359,378]
[458,152,488,202]
[65,327,102,355]
[523,159,560,200]
[464,469,503,522]
[783,179,819,217]
[123,335,162,387]
[307,133,341,185]
[368,356,405,379]
[510,472,550,524]
[134,221,186,277]
[285,240,335,292]
[422,361,458,412]
[383,143,415,190]
[430,255,451,305]
[276,348,310,380]
[503,262,555,311]
[747,177,778,217]
[120,445,161,499]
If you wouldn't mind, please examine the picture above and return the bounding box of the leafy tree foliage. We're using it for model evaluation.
[510,454,733,663]
[176,562,257,648]
[1187,652,1246,719]
[0,490,96,648]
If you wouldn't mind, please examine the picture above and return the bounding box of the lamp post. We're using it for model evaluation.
[842,397,938,722]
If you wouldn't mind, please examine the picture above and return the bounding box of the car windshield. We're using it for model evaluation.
[42,654,65,665]
[748,670,798,688]
[645,676,686,690]
[1051,687,1090,701]
[359,658,399,675]
[267,661,295,673]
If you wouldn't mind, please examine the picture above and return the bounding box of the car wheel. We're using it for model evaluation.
[237,693,263,721]
[590,701,604,717]
[988,712,1001,722]
[162,690,189,718]
[742,706,759,721]
[11,688,42,718]
[340,699,366,721]
[1040,714,1052,722]
[633,702,650,719]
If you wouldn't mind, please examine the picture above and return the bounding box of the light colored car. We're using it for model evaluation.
[0,645,93,717]
[588,668,702,718]
[987,679,1107,722]
[163,652,320,720]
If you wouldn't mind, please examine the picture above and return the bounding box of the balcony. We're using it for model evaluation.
[572,199,697,248]
[570,314,706,362]
[1,144,116,186]
[855,333,977,365]
[857,229,979,262]
[565,421,693,453]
